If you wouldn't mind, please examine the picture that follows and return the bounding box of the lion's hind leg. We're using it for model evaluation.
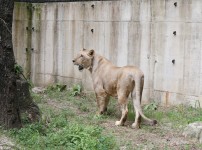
[131,105,141,129]
[115,93,128,126]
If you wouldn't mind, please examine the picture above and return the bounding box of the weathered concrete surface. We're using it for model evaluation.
[13,0,202,106]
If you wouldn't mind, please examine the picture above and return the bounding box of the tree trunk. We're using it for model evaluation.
[0,0,40,129]
[0,0,22,129]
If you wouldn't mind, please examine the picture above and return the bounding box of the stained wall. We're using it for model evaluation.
[13,0,202,106]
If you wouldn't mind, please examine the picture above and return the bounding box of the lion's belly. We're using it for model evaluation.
[103,81,118,97]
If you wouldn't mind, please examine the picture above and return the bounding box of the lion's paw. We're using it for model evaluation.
[131,123,140,129]
[115,121,123,126]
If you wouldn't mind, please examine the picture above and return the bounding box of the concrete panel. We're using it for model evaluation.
[185,95,201,108]
[189,0,202,22]
[183,24,202,96]
[152,22,185,93]
[152,0,202,22]
[36,3,84,21]
[31,11,42,85]
[13,1,202,106]
[128,22,151,90]
[57,3,84,21]
[12,20,28,69]
[84,0,131,21]
[128,22,141,67]
[83,22,105,55]
[14,2,30,21]
[62,21,83,79]
[153,90,185,106]
[138,23,151,88]
[104,22,128,66]
[200,41,202,96]
[131,0,151,21]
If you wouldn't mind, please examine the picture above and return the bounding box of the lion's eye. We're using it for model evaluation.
[80,54,83,57]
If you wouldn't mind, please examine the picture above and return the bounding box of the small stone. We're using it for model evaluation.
[32,87,46,94]
[183,122,202,143]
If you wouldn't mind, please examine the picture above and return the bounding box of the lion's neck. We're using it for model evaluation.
[89,54,109,74]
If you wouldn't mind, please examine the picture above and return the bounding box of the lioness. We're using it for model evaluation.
[73,49,157,128]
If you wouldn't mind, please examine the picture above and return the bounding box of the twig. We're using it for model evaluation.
[0,18,12,35]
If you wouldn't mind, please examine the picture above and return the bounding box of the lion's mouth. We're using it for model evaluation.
[78,65,84,71]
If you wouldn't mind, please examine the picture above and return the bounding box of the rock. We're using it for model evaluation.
[183,122,202,143]
[32,87,46,94]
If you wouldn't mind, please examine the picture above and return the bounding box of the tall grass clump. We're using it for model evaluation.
[9,114,116,150]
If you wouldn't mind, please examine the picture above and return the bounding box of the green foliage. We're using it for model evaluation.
[128,101,135,121]
[144,102,158,111]
[70,84,82,96]
[46,83,67,92]
[144,104,202,129]
[14,63,23,75]
[9,113,116,150]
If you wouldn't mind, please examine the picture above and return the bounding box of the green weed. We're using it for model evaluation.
[70,84,82,96]
[9,113,116,150]
[14,63,23,75]
[46,83,67,92]
[144,102,158,111]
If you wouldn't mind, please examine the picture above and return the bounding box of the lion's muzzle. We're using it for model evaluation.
[72,59,84,71]
[78,65,84,71]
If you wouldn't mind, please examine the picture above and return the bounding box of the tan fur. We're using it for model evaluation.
[73,49,157,128]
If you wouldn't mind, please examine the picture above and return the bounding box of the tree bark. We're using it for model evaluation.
[0,0,41,129]
[0,0,22,129]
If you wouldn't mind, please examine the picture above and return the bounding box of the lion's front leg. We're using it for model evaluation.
[95,92,110,115]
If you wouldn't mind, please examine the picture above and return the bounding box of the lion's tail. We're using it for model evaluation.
[131,75,157,125]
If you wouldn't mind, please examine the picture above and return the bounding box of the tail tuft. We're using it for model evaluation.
[152,120,157,126]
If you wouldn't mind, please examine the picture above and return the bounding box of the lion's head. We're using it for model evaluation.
[72,49,94,71]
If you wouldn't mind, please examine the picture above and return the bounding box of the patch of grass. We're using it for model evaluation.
[9,85,202,149]
[9,111,116,150]
[127,101,135,121]
[31,92,43,104]
[106,98,119,117]
[9,86,117,149]
[144,104,202,128]
[70,84,82,96]
[46,83,67,92]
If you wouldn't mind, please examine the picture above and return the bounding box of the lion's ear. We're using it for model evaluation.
[88,49,94,56]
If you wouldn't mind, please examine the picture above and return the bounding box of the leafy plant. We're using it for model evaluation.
[70,84,82,96]
[9,113,116,150]
[46,83,67,92]
[14,63,23,75]
[144,102,158,111]
[128,101,135,121]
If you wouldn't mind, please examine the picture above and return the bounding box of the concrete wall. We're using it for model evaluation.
[13,0,202,106]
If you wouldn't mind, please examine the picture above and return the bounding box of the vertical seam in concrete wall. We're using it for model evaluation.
[82,2,85,49]
[149,15,152,101]
[43,5,47,85]
[82,2,85,88]
[200,40,202,95]
[35,4,42,86]
[182,22,186,98]
[53,4,58,83]
[26,3,33,79]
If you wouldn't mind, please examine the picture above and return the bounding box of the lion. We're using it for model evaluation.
[72,49,157,128]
